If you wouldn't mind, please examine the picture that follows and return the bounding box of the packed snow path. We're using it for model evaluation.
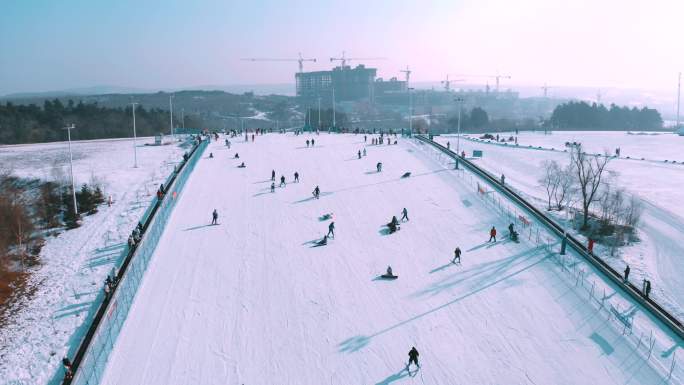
[102,134,662,384]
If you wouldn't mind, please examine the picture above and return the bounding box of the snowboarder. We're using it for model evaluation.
[212,209,218,225]
[327,222,335,238]
[294,171,300,183]
[489,226,497,242]
[271,182,275,193]
[624,264,630,282]
[407,347,420,371]
[313,186,320,199]
[358,150,362,159]
[453,247,462,264]
[401,208,409,221]
[316,235,328,246]
[271,170,276,181]
[280,175,286,187]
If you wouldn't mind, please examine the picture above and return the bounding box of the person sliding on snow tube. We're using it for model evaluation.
[316,235,328,246]
[376,162,383,172]
[238,162,246,168]
[234,153,240,159]
[387,216,399,234]
[508,223,518,242]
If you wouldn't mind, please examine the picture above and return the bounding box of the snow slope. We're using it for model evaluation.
[436,133,684,320]
[100,133,669,384]
[0,137,187,384]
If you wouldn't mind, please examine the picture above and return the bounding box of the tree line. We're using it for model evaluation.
[549,101,662,130]
[0,99,203,144]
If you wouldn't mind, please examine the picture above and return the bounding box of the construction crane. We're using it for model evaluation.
[454,73,511,92]
[240,52,317,73]
[329,51,386,67]
[400,66,411,88]
[441,75,465,92]
[541,83,554,98]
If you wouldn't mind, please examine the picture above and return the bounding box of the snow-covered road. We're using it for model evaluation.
[101,134,664,384]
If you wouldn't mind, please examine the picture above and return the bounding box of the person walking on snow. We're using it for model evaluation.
[271,170,276,181]
[624,264,630,282]
[401,208,409,221]
[271,182,275,193]
[294,171,300,183]
[280,175,286,187]
[407,347,420,370]
[452,247,462,264]
[489,226,497,242]
[313,186,320,199]
[500,174,506,185]
[212,209,218,225]
[358,150,362,159]
[327,222,335,238]
[311,138,315,146]
[363,148,367,156]
[306,139,310,147]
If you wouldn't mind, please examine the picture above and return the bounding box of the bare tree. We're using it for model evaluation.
[539,160,561,210]
[554,164,575,211]
[623,195,644,228]
[571,147,611,229]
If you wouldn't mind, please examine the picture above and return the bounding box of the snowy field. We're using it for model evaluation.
[100,133,674,384]
[435,132,684,321]
[0,137,187,384]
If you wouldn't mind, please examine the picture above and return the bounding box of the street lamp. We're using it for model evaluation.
[169,93,175,138]
[131,102,138,168]
[454,97,465,169]
[63,124,78,215]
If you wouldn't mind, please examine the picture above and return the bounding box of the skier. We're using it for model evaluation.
[280,175,286,187]
[272,170,276,181]
[358,150,362,159]
[271,182,275,193]
[401,207,409,221]
[327,222,335,238]
[489,226,497,242]
[313,185,320,199]
[363,148,367,156]
[407,347,420,371]
[624,264,630,282]
[452,247,462,264]
[294,171,300,183]
[212,209,218,225]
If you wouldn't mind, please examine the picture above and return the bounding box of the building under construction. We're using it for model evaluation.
[297,65,390,101]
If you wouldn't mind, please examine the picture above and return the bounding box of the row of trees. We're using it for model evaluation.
[539,146,643,243]
[0,99,203,144]
[447,107,490,130]
[549,101,662,130]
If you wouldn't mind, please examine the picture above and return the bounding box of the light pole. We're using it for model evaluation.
[317,96,321,130]
[63,124,78,215]
[169,94,174,138]
[454,97,465,168]
[332,88,336,130]
[131,102,138,168]
[408,87,414,136]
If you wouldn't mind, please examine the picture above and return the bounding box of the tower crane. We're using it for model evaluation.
[441,75,465,92]
[400,66,411,88]
[240,52,317,73]
[454,73,511,92]
[329,51,386,67]
[541,84,554,98]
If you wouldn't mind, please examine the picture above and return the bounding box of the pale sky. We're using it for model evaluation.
[1,0,682,95]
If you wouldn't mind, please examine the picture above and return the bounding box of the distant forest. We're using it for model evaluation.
[0,99,202,144]
[549,101,663,130]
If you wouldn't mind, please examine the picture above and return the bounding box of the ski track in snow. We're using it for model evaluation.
[0,137,186,384]
[99,134,672,385]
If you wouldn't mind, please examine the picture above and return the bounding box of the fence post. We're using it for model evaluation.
[668,350,676,380]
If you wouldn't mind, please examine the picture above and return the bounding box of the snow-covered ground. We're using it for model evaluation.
[99,133,676,384]
[435,132,684,321]
[0,137,187,384]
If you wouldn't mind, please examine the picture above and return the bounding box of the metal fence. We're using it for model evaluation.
[64,138,208,384]
[414,136,682,383]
